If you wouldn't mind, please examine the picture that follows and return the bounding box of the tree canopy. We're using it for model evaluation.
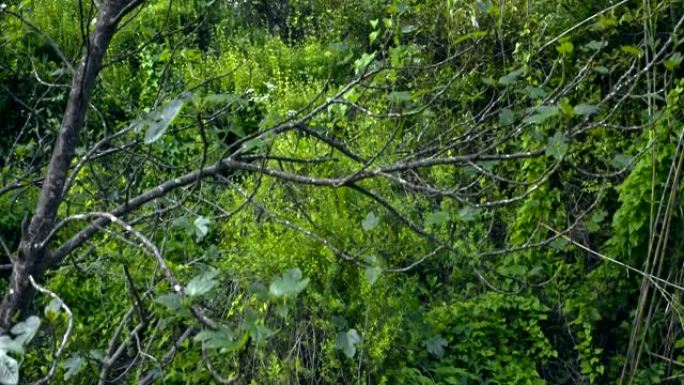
[1,0,684,384]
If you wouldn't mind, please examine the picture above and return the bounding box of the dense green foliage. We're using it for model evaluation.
[2,0,684,384]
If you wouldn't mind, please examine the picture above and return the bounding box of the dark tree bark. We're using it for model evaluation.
[0,0,144,332]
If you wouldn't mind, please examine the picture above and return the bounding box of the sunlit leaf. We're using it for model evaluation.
[546,132,568,160]
[0,351,18,385]
[573,103,599,116]
[193,216,211,240]
[335,329,361,358]
[185,269,219,297]
[155,293,183,311]
[498,68,524,86]
[362,211,380,231]
[194,326,238,349]
[143,97,186,144]
[523,105,559,125]
[425,211,450,227]
[11,316,40,345]
[498,108,514,125]
[269,268,309,298]
[424,336,448,357]
[665,52,683,71]
[458,206,481,222]
[365,266,382,285]
[61,355,84,381]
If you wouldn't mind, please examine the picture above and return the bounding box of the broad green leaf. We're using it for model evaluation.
[594,66,609,75]
[241,137,268,153]
[362,211,380,231]
[546,132,568,160]
[0,337,21,356]
[203,93,243,106]
[61,355,84,381]
[611,154,633,168]
[193,216,211,240]
[0,351,18,385]
[523,105,559,125]
[194,326,237,349]
[550,238,568,250]
[388,91,411,104]
[498,68,524,86]
[498,108,514,125]
[155,293,183,311]
[425,211,450,227]
[584,40,606,51]
[573,103,599,116]
[369,19,379,29]
[185,269,219,297]
[44,298,61,316]
[354,52,376,74]
[143,97,185,144]
[525,86,547,99]
[246,322,274,342]
[665,52,683,71]
[335,329,361,358]
[424,336,448,357]
[269,268,309,298]
[11,316,40,345]
[621,45,641,57]
[556,41,574,55]
[365,266,382,285]
[369,30,380,45]
[401,24,418,34]
[457,206,480,222]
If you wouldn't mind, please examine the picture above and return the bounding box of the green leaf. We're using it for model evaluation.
[573,103,599,116]
[0,337,22,356]
[44,298,62,316]
[584,40,606,51]
[523,105,559,124]
[369,19,379,29]
[550,238,568,250]
[556,40,574,55]
[546,132,568,160]
[621,45,641,57]
[401,24,418,34]
[61,355,84,381]
[185,269,219,297]
[193,216,211,240]
[594,66,609,75]
[365,266,382,286]
[424,336,448,357]
[665,52,683,71]
[498,68,524,86]
[362,211,380,231]
[11,316,40,345]
[498,108,515,125]
[0,351,18,385]
[155,293,183,311]
[369,30,380,45]
[335,329,361,358]
[457,206,480,222]
[611,154,633,168]
[202,93,243,106]
[388,91,411,104]
[527,87,548,99]
[425,211,450,227]
[247,323,274,342]
[354,52,376,74]
[142,97,186,144]
[269,268,309,298]
[194,326,237,349]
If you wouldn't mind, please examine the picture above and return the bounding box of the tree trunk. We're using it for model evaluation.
[0,0,141,332]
